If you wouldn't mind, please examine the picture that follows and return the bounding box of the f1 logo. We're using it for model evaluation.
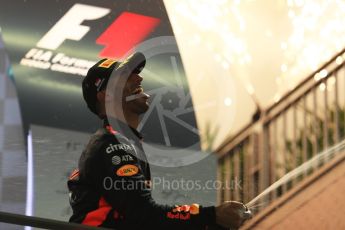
[37,3,160,59]
[37,4,110,50]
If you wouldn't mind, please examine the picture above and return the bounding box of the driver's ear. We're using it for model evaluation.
[98,90,113,102]
[96,91,106,103]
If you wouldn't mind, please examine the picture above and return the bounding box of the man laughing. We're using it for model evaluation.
[67,52,250,230]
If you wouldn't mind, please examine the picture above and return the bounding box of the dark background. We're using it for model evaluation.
[0,0,200,149]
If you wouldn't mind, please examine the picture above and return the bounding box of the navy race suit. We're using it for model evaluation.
[67,118,216,230]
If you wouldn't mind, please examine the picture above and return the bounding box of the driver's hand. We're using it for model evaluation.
[215,201,251,229]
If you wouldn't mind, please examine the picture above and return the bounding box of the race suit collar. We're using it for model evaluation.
[103,117,143,140]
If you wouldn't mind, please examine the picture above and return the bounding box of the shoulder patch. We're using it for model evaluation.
[98,59,117,68]
[116,164,139,177]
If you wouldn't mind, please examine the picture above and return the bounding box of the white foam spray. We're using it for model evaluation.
[246,139,345,208]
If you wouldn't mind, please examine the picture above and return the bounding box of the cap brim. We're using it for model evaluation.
[115,52,146,75]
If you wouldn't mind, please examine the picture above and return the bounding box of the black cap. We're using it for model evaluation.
[82,52,146,115]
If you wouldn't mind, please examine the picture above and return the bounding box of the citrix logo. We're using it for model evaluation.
[37,3,160,59]
[106,143,135,154]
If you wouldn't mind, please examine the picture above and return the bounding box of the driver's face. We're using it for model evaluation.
[122,73,150,114]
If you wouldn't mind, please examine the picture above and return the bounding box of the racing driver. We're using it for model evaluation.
[67,52,251,230]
